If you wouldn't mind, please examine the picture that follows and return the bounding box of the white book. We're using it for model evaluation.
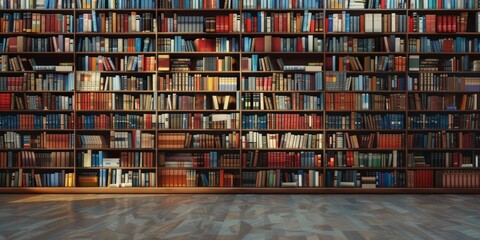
[373,14,382,32]
[391,13,396,32]
[365,14,373,32]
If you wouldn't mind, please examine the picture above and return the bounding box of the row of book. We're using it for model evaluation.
[408,113,480,130]
[77,150,155,168]
[327,12,407,33]
[0,56,73,72]
[242,132,324,149]
[410,0,479,9]
[242,73,323,92]
[242,113,322,130]
[76,72,156,91]
[326,150,403,167]
[242,92,323,110]
[0,132,74,149]
[326,170,406,188]
[0,151,18,167]
[6,93,72,111]
[408,37,480,53]
[158,113,239,130]
[242,11,324,33]
[1,35,74,53]
[407,152,479,168]
[325,72,405,91]
[0,73,74,91]
[437,170,480,188]
[243,169,324,188]
[78,169,156,187]
[2,170,479,188]
[327,132,404,149]
[0,13,74,33]
[243,36,323,53]
[0,113,73,130]
[75,92,155,110]
[409,12,469,33]
[160,14,240,33]
[1,93,477,112]
[409,55,471,72]
[157,132,240,149]
[77,11,155,33]
[77,132,155,149]
[0,170,75,187]
[325,55,406,72]
[327,0,406,9]
[0,0,73,9]
[326,113,404,130]
[159,0,238,9]
[77,37,155,53]
[243,150,322,168]
[408,93,478,111]
[77,55,157,72]
[158,169,239,187]
[326,36,404,53]
[158,37,239,53]
[409,75,480,92]
[325,92,406,111]
[407,132,479,149]
[77,113,156,129]
[243,0,322,9]
[159,152,241,168]
[157,93,237,110]
[158,74,237,91]
[109,131,155,149]
[77,0,156,9]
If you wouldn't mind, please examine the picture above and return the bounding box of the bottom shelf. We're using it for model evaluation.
[0,187,478,194]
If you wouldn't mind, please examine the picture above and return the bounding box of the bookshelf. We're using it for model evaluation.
[0,0,479,193]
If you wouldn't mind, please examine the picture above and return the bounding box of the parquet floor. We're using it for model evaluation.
[0,194,479,240]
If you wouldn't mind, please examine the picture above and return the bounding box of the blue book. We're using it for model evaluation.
[78,15,83,32]
[99,151,103,167]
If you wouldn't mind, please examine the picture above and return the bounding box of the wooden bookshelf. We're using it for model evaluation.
[0,0,479,193]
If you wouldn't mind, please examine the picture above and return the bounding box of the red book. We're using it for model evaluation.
[451,16,457,32]
[325,17,329,32]
[447,15,452,32]
[273,13,279,32]
[360,15,365,32]
[254,37,265,52]
[271,37,281,52]
[409,16,413,32]
[245,16,252,32]
[228,13,233,32]
[296,37,303,52]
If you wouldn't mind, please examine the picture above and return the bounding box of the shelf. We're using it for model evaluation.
[76,167,156,170]
[0,187,478,194]
[75,70,157,74]
[325,129,406,132]
[75,129,157,132]
[0,129,74,132]
[75,52,156,55]
[75,32,156,36]
[75,8,157,13]
[241,129,325,132]
[1,4,479,192]
[325,148,403,151]
[242,148,323,151]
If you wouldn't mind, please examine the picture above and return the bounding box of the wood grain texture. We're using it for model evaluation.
[0,194,479,239]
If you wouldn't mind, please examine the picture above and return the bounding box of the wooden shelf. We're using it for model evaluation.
[0,3,478,192]
[1,187,479,194]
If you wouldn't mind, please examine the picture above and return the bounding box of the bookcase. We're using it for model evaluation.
[0,0,479,193]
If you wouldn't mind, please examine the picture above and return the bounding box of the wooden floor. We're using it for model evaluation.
[0,194,479,240]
